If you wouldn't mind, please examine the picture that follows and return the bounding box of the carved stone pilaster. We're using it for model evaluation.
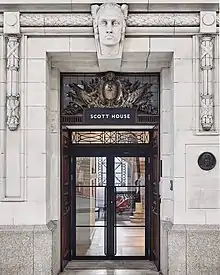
[199,36,215,131]
[6,36,20,131]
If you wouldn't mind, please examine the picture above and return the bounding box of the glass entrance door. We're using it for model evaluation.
[113,156,146,257]
[73,152,149,259]
[75,156,108,257]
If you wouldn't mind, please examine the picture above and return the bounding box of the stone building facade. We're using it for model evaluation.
[0,0,219,274]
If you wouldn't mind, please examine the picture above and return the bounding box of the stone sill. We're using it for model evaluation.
[0,221,58,232]
[162,222,220,232]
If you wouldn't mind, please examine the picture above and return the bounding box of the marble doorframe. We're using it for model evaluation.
[44,38,173,274]
[47,58,172,275]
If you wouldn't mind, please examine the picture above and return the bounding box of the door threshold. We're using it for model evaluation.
[65,260,158,271]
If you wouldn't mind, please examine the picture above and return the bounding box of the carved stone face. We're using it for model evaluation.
[98,8,123,47]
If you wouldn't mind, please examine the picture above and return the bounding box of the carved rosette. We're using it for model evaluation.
[199,36,214,131]
[6,36,20,131]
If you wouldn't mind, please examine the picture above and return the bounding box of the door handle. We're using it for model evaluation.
[104,187,108,226]
[113,187,116,224]
[113,186,116,256]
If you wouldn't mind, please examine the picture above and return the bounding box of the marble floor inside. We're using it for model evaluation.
[62,270,159,275]
[76,221,145,256]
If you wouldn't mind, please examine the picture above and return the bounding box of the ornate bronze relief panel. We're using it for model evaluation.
[198,152,216,171]
[61,72,160,125]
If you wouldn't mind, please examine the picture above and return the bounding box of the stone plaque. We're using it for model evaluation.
[198,152,216,171]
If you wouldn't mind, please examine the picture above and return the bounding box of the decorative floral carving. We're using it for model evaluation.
[20,13,92,27]
[199,36,214,131]
[174,14,200,26]
[62,72,157,115]
[6,36,20,131]
[127,13,200,26]
[18,12,213,27]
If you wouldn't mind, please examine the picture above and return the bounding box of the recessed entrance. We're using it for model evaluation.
[72,136,150,259]
[74,155,146,258]
[60,73,160,271]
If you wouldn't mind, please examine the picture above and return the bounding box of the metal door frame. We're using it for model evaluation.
[70,144,152,260]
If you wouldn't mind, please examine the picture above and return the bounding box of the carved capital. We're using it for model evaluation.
[6,36,20,131]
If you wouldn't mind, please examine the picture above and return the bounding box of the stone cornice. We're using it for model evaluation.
[0,12,219,28]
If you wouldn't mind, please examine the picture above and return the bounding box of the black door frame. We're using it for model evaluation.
[70,143,152,260]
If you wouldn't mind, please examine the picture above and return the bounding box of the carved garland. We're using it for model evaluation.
[19,13,200,27]
[0,13,215,27]
[0,13,219,27]
[199,36,215,131]
[6,36,20,131]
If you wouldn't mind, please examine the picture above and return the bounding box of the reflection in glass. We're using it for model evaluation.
[76,227,106,256]
[97,157,107,186]
[114,157,128,186]
[76,157,107,256]
[76,187,107,226]
[75,155,146,257]
[115,186,145,226]
[76,157,97,228]
[114,156,146,256]
[114,156,146,186]
[76,157,107,226]
[114,157,145,226]
[115,227,145,256]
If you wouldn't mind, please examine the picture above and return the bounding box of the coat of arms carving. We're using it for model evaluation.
[62,72,158,116]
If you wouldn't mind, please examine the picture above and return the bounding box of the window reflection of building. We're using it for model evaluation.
[76,157,96,198]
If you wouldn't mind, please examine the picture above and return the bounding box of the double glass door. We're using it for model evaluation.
[72,147,150,259]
